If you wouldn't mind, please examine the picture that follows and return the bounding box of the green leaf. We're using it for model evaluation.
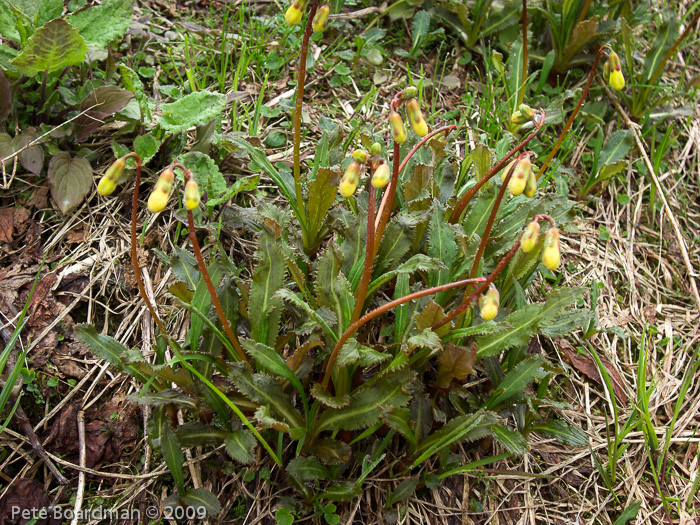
[182,488,222,517]
[387,477,419,507]
[179,151,227,198]
[477,287,587,358]
[133,132,161,165]
[314,370,415,435]
[492,424,528,456]
[531,420,588,447]
[206,175,258,209]
[169,246,200,291]
[470,143,493,181]
[378,406,415,446]
[310,384,351,408]
[224,429,257,464]
[241,339,306,407]
[274,289,337,342]
[411,11,430,52]
[613,501,641,525]
[129,389,197,410]
[275,508,295,525]
[486,355,548,409]
[643,13,680,82]
[160,424,185,495]
[426,201,456,294]
[119,64,151,122]
[507,39,525,109]
[175,422,228,446]
[47,152,92,214]
[406,330,442,353]
[375,211,423,275]
[67,0,132,48]
[598,130,634,168]
[74,85,133,141]
[393,274,410,344]
[11,19,87,76]
[337,338,390,368]
[307,167,340,244]
[410,396,432,444]
[437,343,476,388]
[287,456,331,481]
[248,229,286,346]
[367,254,446,296]
[316,245,355,336]
[304,438,352,465]
[158,91,226,134]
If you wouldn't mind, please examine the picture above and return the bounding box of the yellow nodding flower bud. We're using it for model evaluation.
[607,50,625,91]
[147,168,174,213]
[399,86,418,102]
[352,149,370,163]
[524,167,537,198]
[480,285,500,321]
[285,0,304,25]
[369,142,382,157]
[519,104,535,120]
[339,161,361,197]
[406,98,428,137]
[542,227,561,271]
[371,163,391,188]
[521,220,540,253]
[508,156,531,196]
[97,157,126,196]
[501,159,517,183]
[312,4,330,32]
[389,110,407,143]
[184,179,201,210]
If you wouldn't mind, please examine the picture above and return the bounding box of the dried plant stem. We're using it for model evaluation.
[321,278,486,390]
[374,125,456,235]
[535,46,607,181]
[292,0,320,219]
[129,153,168,336]
[70,410,86,525]
[186,210,250,365]
[14,404,69,485]
[449,114,545,223]
[350,184,376,325]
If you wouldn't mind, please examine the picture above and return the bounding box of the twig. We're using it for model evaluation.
[70,410,86,525]
[603,82,700,311]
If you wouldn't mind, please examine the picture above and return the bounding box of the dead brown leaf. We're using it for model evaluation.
[0,478,61,525]
[0,207,14,243]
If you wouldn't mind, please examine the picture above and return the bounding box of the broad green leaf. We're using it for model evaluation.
[378,406,415,446]
[444,320,507,342]
[613,501,641,525]
[643,13,680,82]
[0,2,19,42]
[158,91,226,134]
[160,425,185,495]
[179,151,227,198]
[410,396,432,444]
[598,130,633,168]
[287,456,330,481]
[11,130,43,175]
[374,210,424,275]
[414,300,449,337]
[316,245,355,336]
[387,477,419,507]
[206,175,258,208]
[507,39,525,109]
[414,410,497,464]
[426,201,456,295]
[74,85,133,141]
[241,339,306,405]
[337,338,390,368]
[477,287,587,358]
[339,213,365,278]
[492,424,528,456]
[187,260,224,352]
[182,489,221,517]
[175,422,228,446]
[129,389,197,410]
[169,246,200,291]
[393,273,410,344]
[12,19,86,76]
[307,167,340,244]
[274,289,337,342]
[229,363,304,429]
[304,438,352,466]
[411,10,430,52]
[248,229,286,346]
[47,152,91,214]
[314,370,415,435]
[224,429,257,464]
[316,481,361,502]
[406,329,442,353]
[486,356,548,409]
[133,132,161,166]
[67,0,132,48]
[531,420,588,447]
[119,64,151,122]
[275,509,294,525]
[470,143,493,181]
[311,383,351,408]
[403,164,434,202]
[367,254,446,297]
[539,309,594,337]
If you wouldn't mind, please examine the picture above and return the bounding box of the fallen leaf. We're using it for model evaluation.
[0,478,61,525]
[0,207,13,243]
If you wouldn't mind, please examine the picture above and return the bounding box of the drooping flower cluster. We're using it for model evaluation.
[520,218,561,271]
[604,50,625,91]
[388,87,428,143]
[338,143,390,197]
[502,154,538,198]
[285,0,330,31]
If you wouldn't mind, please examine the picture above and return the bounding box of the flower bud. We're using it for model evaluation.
[542,227,561,271]
[406,99,428,137]
[607,51,625,91]
[147,168,174,213]
[184,179,201,210]
[339,161,361,197]
[285,0,305,25]
[369,142,382,157]
[480,285,500,321]
[312,4,330,32]
[371,163,391,188]
[352,149,370,164]
[501,159,517,183]
[97,157,126,196]
[398,86,418,102]
[524,168,537,198]
[508,156,531,196]
[389,110,407,143]
[519,104,535,120]
[521,220,540,253]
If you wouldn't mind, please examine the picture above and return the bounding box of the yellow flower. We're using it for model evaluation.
[339,161,361,197]
[97,157,126,196]
[389,110,407,143]
[184,179,201,210]
[607,51,625,91]
[285,1,304,25]
[479,285,500,321]
[508,156,531,196]
[521,220,540,253]
[406,99,428,137]
[542,227,561,271]
[371,163,391,188]
[147,168,174,213]
[312,4,330,32]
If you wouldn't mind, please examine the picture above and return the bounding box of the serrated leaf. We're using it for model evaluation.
[407,329,442,354]
[403,163,433,202]
[414,410,497,464]
[414,300,449,337]
[224,429,257,464]
[444,320,508,342]
[539,309,594,337]
[241,339,306,403]
[133,132,161,165]
[486,356,548,409]
[179,151,227,198]
[158,91,226,134]
[311,383,351,408]
[182,489,221,517]
[379,406,415,446]
[206,175,258,208]
[11,19,86,76]
[11,130,43,175]
[317,481,361,501]
[471,143,493,181]
[492,424,528,456]
[67,0,132,48]
[304,438,352,466]
[316,245,355,336]
[74,85,133,141]
[130,389,197,409]
[337,338,390,368]
[160,424,185,495]
[170,246,200,291]
[426,201,456,296]
[119,64,150,122]
[248,229,286,346]
[410,396,433,444]
[175,422,228,446]
[531,420,588,447]
[255,405,290,432]
[314,370,415,435]
[477,287,587,358]
[367,254,446,296]
[393,273,410,344]
[274,289,337,342]
[287,456,331,481]
[411,11,430,52]
[47,152,91,213]
[599,130,634,168]
[374,211,421,275]
[437,343,477,388]
[387,476,419,507]
[307,167,339,244]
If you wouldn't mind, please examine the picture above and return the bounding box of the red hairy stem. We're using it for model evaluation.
[129,153,168,336]
[350,183,376,325]
[449,113,545,223]
[320,277,486,391]
[535,46,607,181]
[292,0,321,218]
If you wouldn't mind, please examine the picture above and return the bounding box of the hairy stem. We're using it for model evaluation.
[536,46,606,181]
[372,140,401,258]
[350,183,376,326]
[292,0,320,225]
[449,113,544,223]
[320,278,486,390]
